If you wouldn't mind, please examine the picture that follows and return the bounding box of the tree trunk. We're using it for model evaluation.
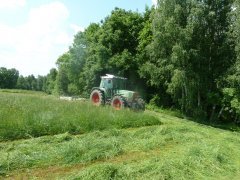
[181,85,185,113]
[198,89,201,107]
[210,105,216,122]
[217,106,224,119]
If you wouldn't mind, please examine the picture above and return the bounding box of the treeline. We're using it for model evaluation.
[0,67,57,93]
[2,0,240,124]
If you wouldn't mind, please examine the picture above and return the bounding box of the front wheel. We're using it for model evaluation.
[111,96,126,110]
[90,89,105,106]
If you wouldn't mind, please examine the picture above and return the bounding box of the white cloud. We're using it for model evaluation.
[70,24,85,34]
[0,1,74,76]
[152,0,157,7]
[0,0,26,9]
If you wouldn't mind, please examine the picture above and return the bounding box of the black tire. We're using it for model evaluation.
[131,98,145,111]
[111,95,126,110]
[90,89,105,106]
[137,98,145,111]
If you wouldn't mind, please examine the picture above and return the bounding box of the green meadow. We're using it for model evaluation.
[0,90,159,141]
[0,90,239,179]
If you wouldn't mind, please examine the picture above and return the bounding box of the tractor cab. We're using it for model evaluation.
[99,74,127,98]
[99,75,113,89]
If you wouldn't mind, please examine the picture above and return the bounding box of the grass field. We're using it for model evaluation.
[0,90,159,141]
[0,90,239,179]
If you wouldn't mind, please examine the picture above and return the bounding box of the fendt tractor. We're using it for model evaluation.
[90,74,145,111]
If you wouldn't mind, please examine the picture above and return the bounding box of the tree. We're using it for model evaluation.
[36,75,46,91]
[219,0,240,124]
[57,9,145,96]
[55,69,69,95]
[17,75,28,89]
[79,8,145,93]
[69,29,90,95]
[55,52,71,95]
[0,67,19,89]
[140,0,234,118]
[137,7,170,104]
[100,8,144,78]
[45,68,58,94]
[25,75,37,90]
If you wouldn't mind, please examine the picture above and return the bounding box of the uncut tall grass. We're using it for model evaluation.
[0,91,160,141]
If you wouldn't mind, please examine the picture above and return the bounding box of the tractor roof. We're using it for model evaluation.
[101,74,127,80]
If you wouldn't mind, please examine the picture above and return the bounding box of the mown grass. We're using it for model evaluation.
[0,117,239,179]
[0,90,160,141]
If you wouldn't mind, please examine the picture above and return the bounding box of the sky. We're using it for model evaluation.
[0,0,157,76]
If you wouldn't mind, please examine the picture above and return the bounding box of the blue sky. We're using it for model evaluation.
[0,0,156,76]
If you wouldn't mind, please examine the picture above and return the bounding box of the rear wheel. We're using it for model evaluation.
[111,95,126,110]
[131,98,145,111]
[136,98,145,111]
[90,89,105,106]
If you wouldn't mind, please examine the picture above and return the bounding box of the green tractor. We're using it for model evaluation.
[90,74,145,110]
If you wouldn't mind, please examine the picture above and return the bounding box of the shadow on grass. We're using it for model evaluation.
[147,105,240,133]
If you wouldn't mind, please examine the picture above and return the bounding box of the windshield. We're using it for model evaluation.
[100,78,113,89]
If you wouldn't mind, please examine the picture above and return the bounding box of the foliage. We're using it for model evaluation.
[0,67,19,89]
[16,74,49,93]
[140,0,234,120]
[218,0,240,124]
[55,8,145,97]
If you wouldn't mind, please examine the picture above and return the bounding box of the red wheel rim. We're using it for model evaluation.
[92,92,100,104]
[113,98,121,110]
